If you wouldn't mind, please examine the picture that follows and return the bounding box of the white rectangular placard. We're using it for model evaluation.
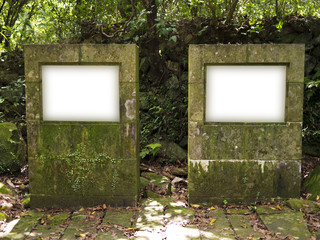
[206,65,286,122]
[42,65,120,121]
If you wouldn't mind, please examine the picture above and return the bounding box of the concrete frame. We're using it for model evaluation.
[25,44,139,208]
[188,44,305,204]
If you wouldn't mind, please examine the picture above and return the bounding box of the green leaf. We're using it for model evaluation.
[169,35,177,42]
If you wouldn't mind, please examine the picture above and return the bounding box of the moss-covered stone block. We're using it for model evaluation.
[80,44,138,83]
[6,210,45,239]
[25,44,139,208]
[188,84,204,122]
[247,44,305,83]
[286,83,304,122]
[286,198,320,211]
[259,211,311,239]
[25,83,41,121]
[202,123,302,160]
[188,44,304,205]
[188,121,204,160]
[188,160,301,204]
[227,214,264,239]
[31,212,70,238]
[0,122,25,173]
[304,165,320,200]
[24,45,79,83]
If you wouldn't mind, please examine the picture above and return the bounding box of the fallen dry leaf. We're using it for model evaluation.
[190,204,200,208]
[209,219,216,225]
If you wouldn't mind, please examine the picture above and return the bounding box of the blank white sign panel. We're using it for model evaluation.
[42,65,120,121]
[206,65,286,122]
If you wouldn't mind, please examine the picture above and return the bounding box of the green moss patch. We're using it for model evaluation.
[304,165,320,200]
[0,183,11,195]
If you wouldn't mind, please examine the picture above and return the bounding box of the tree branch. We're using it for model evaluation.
[226,0,239,24]
[207,1,217,25]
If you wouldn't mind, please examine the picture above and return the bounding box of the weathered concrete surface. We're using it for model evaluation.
[3,211,45,239]
[25,44,140,208]
[198,209,235,240]
[188,44,304,204]
[5,199,315,239]
[259,210,312,239]
[29,212,69,239]
[227,214,264,239]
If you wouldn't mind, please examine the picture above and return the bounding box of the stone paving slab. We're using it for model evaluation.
[62,210,103,239]
[227,214,264,240]
[28,212,70,239]
[3,210,45,240]
[198,209,235,240]
[259,211,312,239]
[5,199,315,239]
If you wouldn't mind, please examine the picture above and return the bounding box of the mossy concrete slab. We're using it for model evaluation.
[134,230,164,240]
[259,211,312,239]
[5,210,45,239]
[62,211,103,239]
[256,206,293,215]
[166,224,201,240]
[228,208,252,215]
[96,229,129,240]
[103,208,136,228]
[136,206,164,231]
[29,212,69,239]
[140,197,175,207]
[164,206,195,225]
[198,209,235,240]
[136,198,172,231]
[287,198,320,211]
[189,160,301,204]
[227,214,264,239]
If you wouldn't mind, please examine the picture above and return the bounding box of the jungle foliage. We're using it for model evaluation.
[1,0,320,155]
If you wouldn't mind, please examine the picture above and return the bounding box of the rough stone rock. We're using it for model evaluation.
[171,177,185,186]
[170,167,188,177]
[160,141,187,161]
[141,172,171,196]
[0,212,9,221]
[0,122,25,173]
[141,172,170,187]
[146,190,160,198]
[304,165,320,200]
[140,176,150,189]
[0,183,11,195]
[287,198,320,211]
